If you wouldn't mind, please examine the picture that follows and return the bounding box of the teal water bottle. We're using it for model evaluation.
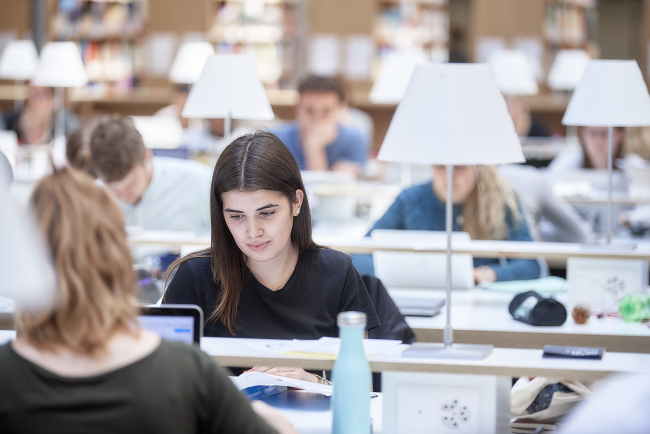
[619,294,650,322]
[332,311,371,434]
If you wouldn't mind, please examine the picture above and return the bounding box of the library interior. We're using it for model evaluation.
[3,0,650,433]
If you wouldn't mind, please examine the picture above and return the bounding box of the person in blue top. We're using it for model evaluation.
[353,165,540,284]
[271,75,368,177]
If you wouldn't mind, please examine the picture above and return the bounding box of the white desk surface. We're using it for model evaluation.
[2,329,648,381]
[392,289,650,353]
[200,337,650,382]
[128,230,650,261]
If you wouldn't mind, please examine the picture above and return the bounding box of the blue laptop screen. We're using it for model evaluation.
[138,315,194,345]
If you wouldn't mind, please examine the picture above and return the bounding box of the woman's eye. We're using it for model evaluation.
[229,215,244,221]
[260,211,275,218]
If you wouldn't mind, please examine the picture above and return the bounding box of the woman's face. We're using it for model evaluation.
[432,165,477,204]
[580,127,626,170]
[222,189,303,264]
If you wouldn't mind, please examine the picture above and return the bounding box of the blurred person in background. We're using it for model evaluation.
[506,97,551,138]
[90,116,212,266]
[548,126,626,172]
[3,86,79,145]
[353,165,540,283]
[0,166,297,434]
[272,75,368,177]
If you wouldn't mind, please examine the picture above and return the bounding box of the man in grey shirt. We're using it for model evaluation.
[90,116,212,261]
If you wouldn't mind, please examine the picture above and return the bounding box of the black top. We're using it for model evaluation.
[164,248,380,338]
[0,340,277,434]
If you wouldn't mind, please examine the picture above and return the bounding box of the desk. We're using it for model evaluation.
[391,289,650,353]
[201,337,650,382]
[128,230,650,262]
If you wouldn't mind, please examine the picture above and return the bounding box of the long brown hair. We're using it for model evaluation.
[462,165,521,241]
[165,131,320,334]
[21,167,139,353]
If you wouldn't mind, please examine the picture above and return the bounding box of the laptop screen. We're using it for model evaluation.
[139,305,203,345]
[138,315,195,345]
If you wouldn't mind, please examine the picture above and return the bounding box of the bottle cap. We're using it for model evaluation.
[337,311,367,327]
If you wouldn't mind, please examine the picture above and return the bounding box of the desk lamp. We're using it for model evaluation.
[547,49,590,92]
[31,42,88,141]
[181,53,274,143]
[377,64,525,359]
[168,42,215,85]
[369,50,428,104]
[488,49,539,96]
[0,40,39,111]
[563,60,650,245]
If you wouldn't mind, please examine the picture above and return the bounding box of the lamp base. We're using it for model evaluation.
[403,343,494,360]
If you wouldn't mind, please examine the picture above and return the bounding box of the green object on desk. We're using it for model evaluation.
[481,276,567,295]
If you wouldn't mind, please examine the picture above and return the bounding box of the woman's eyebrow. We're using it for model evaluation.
[256,204,279,211]
[223,204,279,213]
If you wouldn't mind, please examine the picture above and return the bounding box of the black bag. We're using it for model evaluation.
[509,290,567,326]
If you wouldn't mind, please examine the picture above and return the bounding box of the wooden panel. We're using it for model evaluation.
[148,0,208,33]
[0,0,31,36]
[598,0,643,66]
[471,0,544,39]
[310,0,376,35]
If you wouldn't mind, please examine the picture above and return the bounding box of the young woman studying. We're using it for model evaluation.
[0,167,296,434]
[353,165,540,283]
[163,131,379,383]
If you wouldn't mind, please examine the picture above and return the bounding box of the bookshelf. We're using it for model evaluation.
[375,0,449,63]
[48,0,148,95]
[544,0,598,75]
[206,0,301,88]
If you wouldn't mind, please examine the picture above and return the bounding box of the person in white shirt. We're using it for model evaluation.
[89,116,212,260]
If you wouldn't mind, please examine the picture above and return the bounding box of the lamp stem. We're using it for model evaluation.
[225,110,232,142]
[14,80,23,112]
[607,125,613,245]
[55,87,65,140]
[444,164,453,348]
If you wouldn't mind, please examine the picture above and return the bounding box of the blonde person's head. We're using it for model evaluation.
[433,165,520,241]
[20,167,139,354]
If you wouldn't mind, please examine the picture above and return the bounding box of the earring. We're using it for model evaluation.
[296,208,301,215]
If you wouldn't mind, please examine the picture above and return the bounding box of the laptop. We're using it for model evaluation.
[139,304,204,345]
[371,230,474,316]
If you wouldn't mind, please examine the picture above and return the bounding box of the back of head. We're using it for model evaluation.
[24,167,138,354]
[298,75,346,102]
[90,116,145,183]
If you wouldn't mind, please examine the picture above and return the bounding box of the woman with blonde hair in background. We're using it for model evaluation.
[353,165,540,283]
[0,167,297,434]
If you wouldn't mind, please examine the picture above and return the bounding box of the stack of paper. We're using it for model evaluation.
[245,337,404,360]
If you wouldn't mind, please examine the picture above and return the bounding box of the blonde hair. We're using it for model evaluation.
[21,167,139,354]
[627,127,650,160]
[462,165,520,241]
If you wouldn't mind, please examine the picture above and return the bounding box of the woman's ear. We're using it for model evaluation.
[293,189,304,216]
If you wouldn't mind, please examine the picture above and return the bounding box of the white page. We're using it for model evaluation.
[231,372,334,395]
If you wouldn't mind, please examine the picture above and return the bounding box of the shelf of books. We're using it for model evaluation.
[49,0,148,96]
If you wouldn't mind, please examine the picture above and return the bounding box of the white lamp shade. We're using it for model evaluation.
[488,49,539,96]
[168,42,215,84]
[0,40,39,80]
[369,50,429,104]
[32,42,88,88]
[563,60,650,126]
[182,53,274,120]
[547,49,590,91]
[378,63,525,165]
